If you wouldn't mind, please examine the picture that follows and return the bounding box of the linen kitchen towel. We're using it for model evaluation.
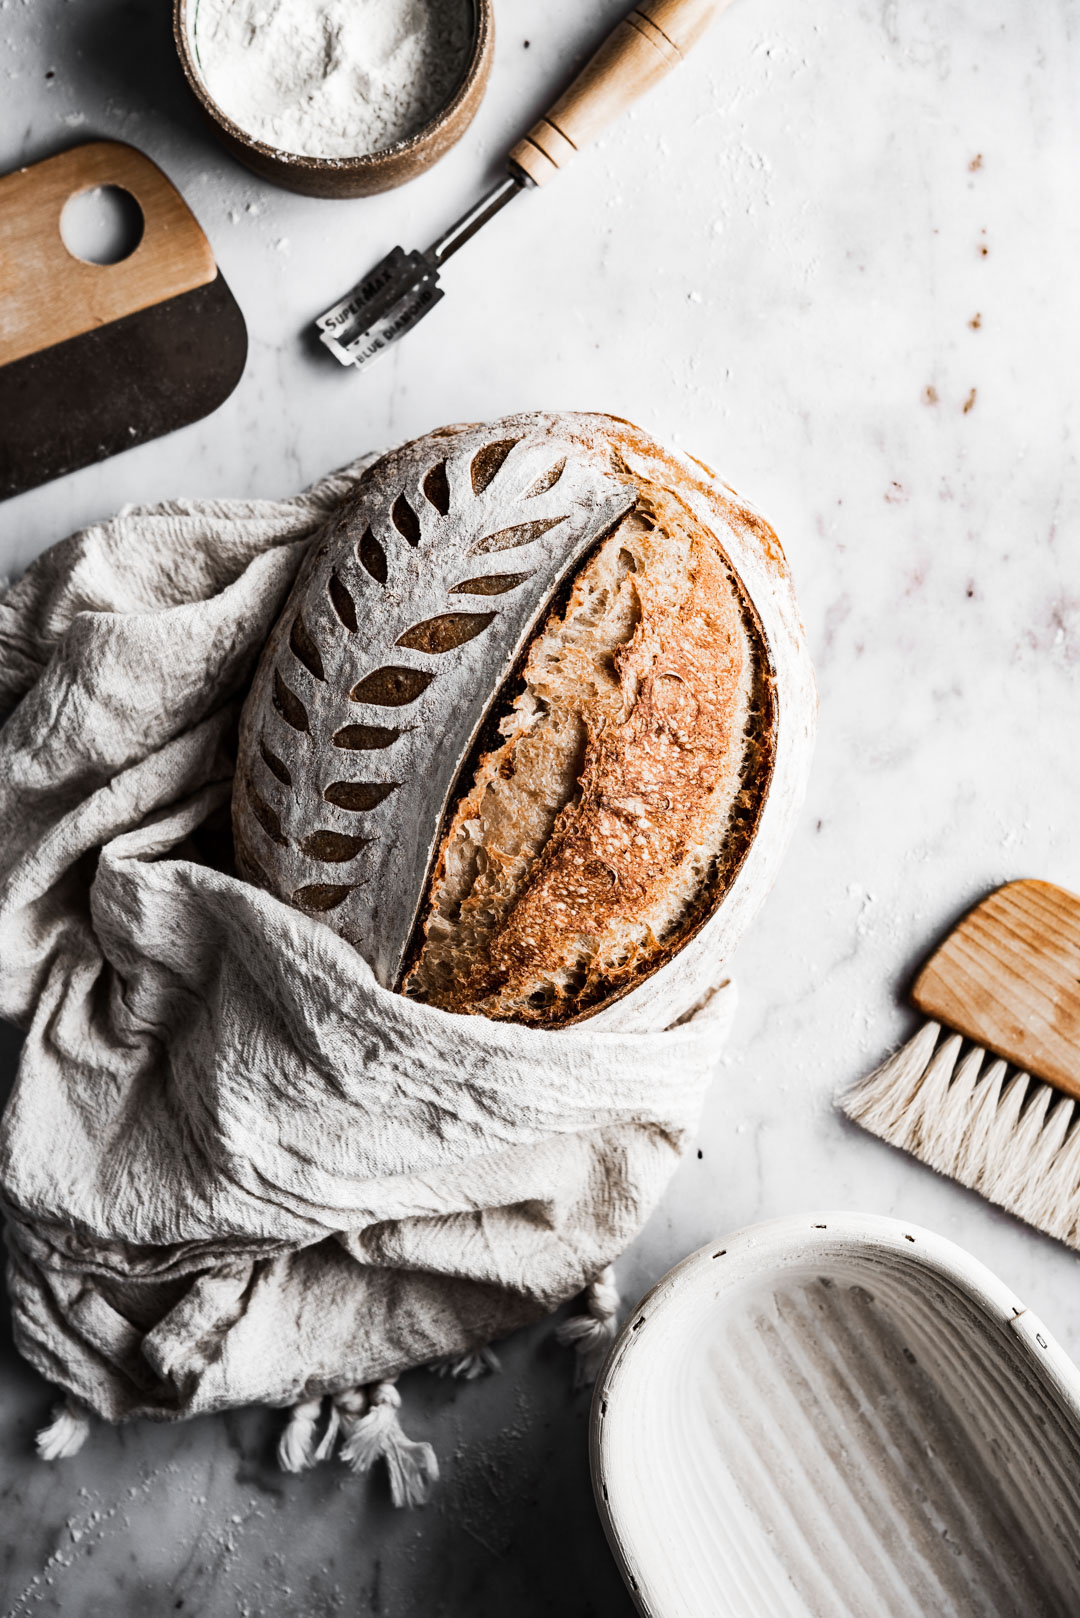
[0,458,740,1498]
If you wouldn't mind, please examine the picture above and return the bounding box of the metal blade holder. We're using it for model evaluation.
[316,172,526,369]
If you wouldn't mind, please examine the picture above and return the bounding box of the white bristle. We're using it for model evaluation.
[951,1056,1008,1186]
[924,1044,983,1168]
[1017,1114,1080,1246]
[904,1033,965,1161]
[844,1019,942,1142]
[841,1022,1080,1250]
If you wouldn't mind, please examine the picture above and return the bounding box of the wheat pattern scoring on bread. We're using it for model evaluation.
[232,413,782,1025]
[233,415,637,991]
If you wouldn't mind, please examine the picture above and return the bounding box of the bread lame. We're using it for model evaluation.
[842,879,1080,1249]
[315,0,735,370]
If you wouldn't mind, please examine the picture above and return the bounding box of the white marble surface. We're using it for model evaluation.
[2,0,1080,1613]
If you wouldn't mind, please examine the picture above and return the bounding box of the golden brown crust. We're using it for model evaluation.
[478,524,737,1013]
[403,472,777,1027]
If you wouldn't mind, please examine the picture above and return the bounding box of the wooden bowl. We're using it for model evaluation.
[173,0,493,199]
[592,1212,1080,1617]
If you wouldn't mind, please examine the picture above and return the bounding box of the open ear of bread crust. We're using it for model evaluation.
[402,413,816,1031]
[580,416,817,1032]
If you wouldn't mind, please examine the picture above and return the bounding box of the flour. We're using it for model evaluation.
[192,0,474,159]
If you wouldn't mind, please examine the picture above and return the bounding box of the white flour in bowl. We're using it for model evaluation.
[191,0,475,159]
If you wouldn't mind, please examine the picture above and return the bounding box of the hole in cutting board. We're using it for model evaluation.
[60,185,144,265]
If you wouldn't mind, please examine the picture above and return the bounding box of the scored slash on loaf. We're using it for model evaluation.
[232,412,810,1029]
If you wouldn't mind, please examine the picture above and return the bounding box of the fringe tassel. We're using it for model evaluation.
[313,1401,342,1462]
[277,1391,357,1473]
[339,1381,439,1508]
[556,1265,619,1387]
[330,1387,368,1454]
[430,1346,501,1380]
[36,1395,92,1461]
[277,1397,325,1473]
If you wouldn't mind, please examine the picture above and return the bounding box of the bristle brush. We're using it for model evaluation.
[841,879,1080,1248]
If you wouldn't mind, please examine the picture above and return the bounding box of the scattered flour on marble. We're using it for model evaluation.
[847,882,878,938]
[191,0,474,157]
[440,1386,540,1560]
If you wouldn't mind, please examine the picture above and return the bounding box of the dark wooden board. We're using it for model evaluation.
[0,273,247,500]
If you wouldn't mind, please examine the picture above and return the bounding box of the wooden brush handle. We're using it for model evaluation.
[912,879,1080,1099]
[509,0,735,186]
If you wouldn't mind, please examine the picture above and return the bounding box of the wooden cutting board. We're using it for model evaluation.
[0,140,247,500]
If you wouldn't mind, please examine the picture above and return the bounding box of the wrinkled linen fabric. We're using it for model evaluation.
[0,462,733,1425]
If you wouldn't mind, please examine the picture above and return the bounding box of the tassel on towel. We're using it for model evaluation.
[277,1390,355,1473]
[556,1265,620,1387]
[430,1346,501,1380]
[36,1395,92,1460]
[339,1381,439,1508]
[277,1396,327,1473]
[328,1387,367,1457]
[278,1383,437,1508]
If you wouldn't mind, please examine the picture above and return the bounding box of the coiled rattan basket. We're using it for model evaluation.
[592,1213,1080,1618]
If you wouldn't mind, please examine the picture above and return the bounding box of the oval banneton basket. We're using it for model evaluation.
[591,1213,1080,1618]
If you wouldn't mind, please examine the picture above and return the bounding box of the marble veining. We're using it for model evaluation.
[1,1,1079,1613]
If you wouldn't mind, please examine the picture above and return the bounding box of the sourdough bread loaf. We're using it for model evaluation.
[232,412,806,1028]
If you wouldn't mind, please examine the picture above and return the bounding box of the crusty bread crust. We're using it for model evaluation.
[403,472,775,1026]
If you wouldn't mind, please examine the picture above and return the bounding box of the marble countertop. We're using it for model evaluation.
[2,1,1079,1613]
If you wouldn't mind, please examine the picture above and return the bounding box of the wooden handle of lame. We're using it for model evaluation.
[510,0,734,185]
